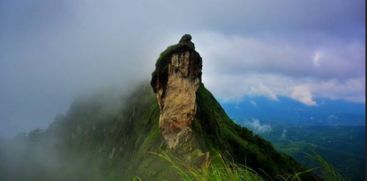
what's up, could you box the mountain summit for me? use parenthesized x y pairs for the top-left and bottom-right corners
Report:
(0, 35), (320, 181)
(147, 34), (318, 180)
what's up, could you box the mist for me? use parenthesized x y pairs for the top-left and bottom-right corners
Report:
(0, 1), (364, 180)
(0, 82), (155, 180)
(245, 118), (272, 134)
(0, 0), (364, 137)
(0, 1), (177, 137)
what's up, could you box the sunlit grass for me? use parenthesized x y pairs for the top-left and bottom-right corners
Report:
(147, 151), (346, 181)
(152, 151), (263, 181)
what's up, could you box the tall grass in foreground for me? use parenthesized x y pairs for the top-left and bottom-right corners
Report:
(153, 151), (263, 181)
(307, 153), (346, 181)
(150, 151), (346, 181)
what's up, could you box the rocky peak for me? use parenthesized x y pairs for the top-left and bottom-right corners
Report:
(151, 34), (202, 150)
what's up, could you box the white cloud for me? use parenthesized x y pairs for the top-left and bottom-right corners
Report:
(328, 114), (338, 120)
(312, 51), (323, 67)
(198, 32), (365, 105)
(247, 118), (272, 134)
(290, 85), (316, 106)
(0, 0), (364, 136)
(250, 100), (257, 107)
(281, 129), (287, 139)
(312, 78), (366, 102)
(197, 32), (364, 80)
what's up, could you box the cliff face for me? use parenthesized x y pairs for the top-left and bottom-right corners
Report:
(151, 34), (202, 150)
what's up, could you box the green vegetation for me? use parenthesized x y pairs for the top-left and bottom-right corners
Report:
(191, 83), (317, 180)
(0, 34), (355, 180)
(309, 153), (345, 181)
(153, 151), (346, 181)
(258, 125), (365, 181)
(0, 82), (348, 180)
(154, 151), (264, 181)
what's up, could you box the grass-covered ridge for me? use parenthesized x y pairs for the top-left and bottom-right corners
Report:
(153, 150), (344, 181)
(0, 33), (346, 180)
(192, 83), (319, 180)
(0, 82), (344, 180)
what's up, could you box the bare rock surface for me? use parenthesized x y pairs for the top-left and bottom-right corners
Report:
(151, 34), (202, 150)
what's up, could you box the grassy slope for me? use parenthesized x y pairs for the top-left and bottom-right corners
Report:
(0, 82), (325, 181)
(0, 42), (323, 180)
(192, 83), (319, 180)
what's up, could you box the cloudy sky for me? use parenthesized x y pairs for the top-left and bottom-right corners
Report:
(0, 0), (365, 137)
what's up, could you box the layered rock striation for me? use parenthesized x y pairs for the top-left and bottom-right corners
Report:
(151, 34), (202, 150)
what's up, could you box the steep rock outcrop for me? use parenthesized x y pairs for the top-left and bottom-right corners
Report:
(151, 34), (202, 150)
(149, 35), (319, 180)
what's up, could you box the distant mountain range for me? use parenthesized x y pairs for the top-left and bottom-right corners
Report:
(221, 96), (365, 126)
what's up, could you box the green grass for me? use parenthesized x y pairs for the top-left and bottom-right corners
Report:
(193, 83), (314, 179)
(307, 153), (346, 181)
(150, 151), (346, 181)
(152, 151), (263, 181)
